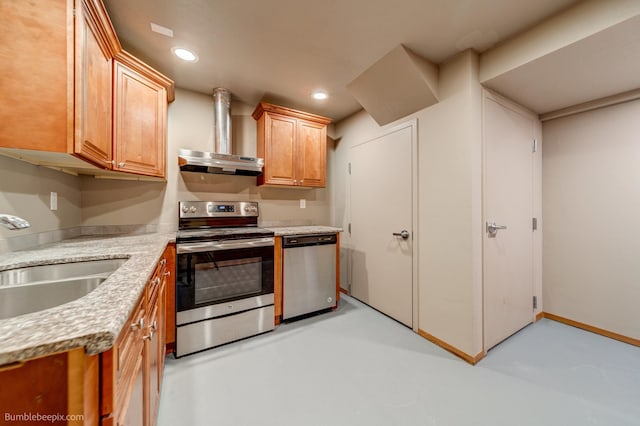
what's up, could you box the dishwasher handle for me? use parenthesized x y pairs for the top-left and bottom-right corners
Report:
(282, 233), (337, 248)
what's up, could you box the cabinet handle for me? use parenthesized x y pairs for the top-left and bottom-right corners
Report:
(152, 277), (161, 286)
(130, 317), (145, 330)
(143, 321), (157, 340)
(118, 162), (125, 168)
(163, 271), (171, 277)
(160, 258), (167, 267)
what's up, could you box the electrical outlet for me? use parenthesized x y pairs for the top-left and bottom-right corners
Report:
(50, 192), (58, 211)
(300, 199), (306, 209)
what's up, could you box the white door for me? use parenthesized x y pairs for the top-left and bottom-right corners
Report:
(484, 94), (535, 350)
(349, 123), (416, 328)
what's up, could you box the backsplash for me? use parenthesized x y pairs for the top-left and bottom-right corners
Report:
(0, 224), (178, 255)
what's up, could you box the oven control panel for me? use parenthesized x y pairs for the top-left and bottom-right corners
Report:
(179, 201), (259, 218)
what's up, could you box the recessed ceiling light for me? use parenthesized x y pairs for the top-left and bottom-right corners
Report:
(312, 91), (328, 100)
(172, 47), (198, 62)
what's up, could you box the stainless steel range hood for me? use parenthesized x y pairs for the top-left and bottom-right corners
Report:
(178, 88), (264, 176)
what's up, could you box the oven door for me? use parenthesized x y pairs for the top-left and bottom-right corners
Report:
(176, 237), (274, 312)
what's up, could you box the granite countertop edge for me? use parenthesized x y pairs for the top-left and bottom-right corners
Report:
(0, 233), (174, 366)
(265, 225), (343, 236)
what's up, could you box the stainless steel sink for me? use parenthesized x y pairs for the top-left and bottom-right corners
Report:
(0, 258), (127, 319)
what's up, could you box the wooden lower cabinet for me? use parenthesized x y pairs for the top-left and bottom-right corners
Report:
(101, 246), (170, 425)
(163, 243), (176, 353)
(0, 348), (98, 425)
(0, 245), (173, 426)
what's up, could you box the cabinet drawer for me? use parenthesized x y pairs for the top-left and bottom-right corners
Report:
(115, 296), (145, 410)
(147, 259), (166, 311)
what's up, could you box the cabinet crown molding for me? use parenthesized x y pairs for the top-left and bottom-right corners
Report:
(114, 50), (175, 103)
(252, 102), (331, 125)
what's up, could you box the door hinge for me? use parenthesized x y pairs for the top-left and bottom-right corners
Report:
(348, 223), (351, 234)
(532, 138), (538, 153)
(348, 162), (351, 175)
(532, 217), (537, 231)
(533, 295), (538, 310)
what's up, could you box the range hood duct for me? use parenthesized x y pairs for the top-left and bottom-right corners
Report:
(178, 88), (264, 176)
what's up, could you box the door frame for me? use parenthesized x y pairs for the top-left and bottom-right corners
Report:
(347, 119), (419, 331)
(481, 89), (542, 351)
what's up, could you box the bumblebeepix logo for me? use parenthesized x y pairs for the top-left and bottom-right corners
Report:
(4, 412), (84, 423)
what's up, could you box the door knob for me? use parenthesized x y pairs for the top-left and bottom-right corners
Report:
(393, 230), (410, 240)
(486, 221), (507, 236)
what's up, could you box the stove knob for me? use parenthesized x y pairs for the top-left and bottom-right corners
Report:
(190, 206), (198, 213)
(181, 205), (189, 213)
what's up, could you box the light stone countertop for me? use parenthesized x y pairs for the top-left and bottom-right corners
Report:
(265, 226), (343, 236)
(0, 233), (174, 366)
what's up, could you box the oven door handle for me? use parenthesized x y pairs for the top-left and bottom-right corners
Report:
(176, 237), (274, 254)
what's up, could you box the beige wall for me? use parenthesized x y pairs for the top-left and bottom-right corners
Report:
(333, 50), (484, 357)
(0, 155), (82, 240)
(542, 99), (640, 340)
(81, 88), (332, 229)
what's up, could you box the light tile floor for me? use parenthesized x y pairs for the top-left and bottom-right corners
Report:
(158, 295), (640, 426)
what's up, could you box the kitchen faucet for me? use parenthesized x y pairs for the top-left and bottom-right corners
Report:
(0, 214), (31, 230)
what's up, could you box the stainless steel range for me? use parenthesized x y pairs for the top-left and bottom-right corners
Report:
(175, 201), (275, 357)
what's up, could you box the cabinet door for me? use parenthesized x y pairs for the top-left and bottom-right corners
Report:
(117, 355), (144, 426)
(164, 244), (176, 351)
(146, 256), (167, 426)
(148, 282), (165, 426)
(296, 120), (327, 187)
(264, 113), (297, 185)
(113, 61), (167, 178)
(157, 265), (167, 388)
(0, 0), (72, 152)
(75, 0), (113, 168)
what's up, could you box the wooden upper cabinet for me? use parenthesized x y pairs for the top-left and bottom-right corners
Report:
(0, 0), (73, 151)
(74, 0), (119, 168)
(0, 0), (174, 180)
(113, 51), (171, 178)
(253, 103), (331, 188)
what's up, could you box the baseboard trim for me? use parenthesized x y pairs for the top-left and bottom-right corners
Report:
(542, 312), (640, 347)
(418, 329), (485, 365)
(339, 287), (349, 295)
(535, 312), (544, 322)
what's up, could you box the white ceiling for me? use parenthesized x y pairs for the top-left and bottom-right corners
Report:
(102, 0), (581, 121)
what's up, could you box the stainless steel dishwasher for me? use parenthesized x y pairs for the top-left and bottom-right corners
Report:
(282, 233), (337, 320)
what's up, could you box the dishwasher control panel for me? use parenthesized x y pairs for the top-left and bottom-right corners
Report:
(282, 233), (337, 248)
